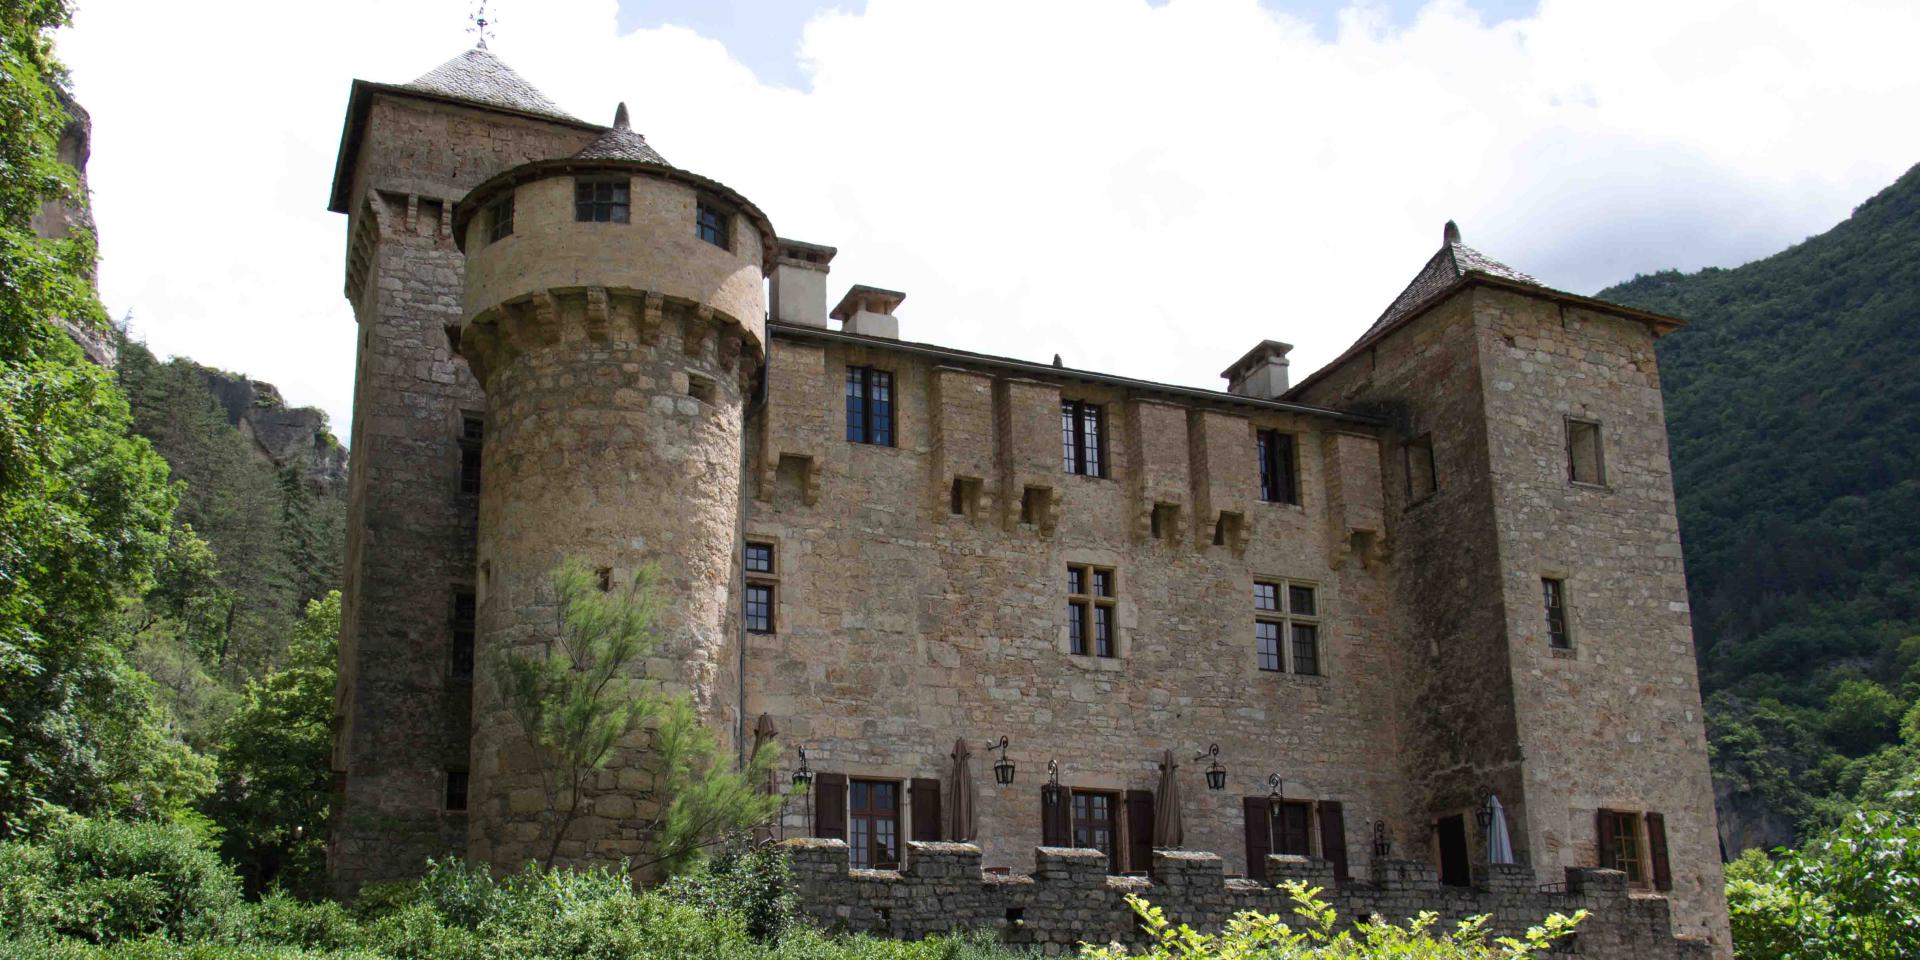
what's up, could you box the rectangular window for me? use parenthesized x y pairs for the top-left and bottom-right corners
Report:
(1273, 800), (1313, 856)
(486, 193), (514, 244)
(1605, 810), (1644, 883)
(1405, 433), (1437, 499)
(1061, 401), (1106, 477)
(450, 590), (475, 680)
(744, 583), (774, 634)
(1254, 580), (1320, 675)
(1543, 578), (1570, 649)
(1257, 430), (1298, 504)
(574, 178), (630, 223)
(1071, 790), (1119, 872)
(845, 367), (894, 445)
(445, 769), (469, 812)
(745, 542), (774, 574)
(848, 779), (900, 869)
(1568, 419), (1604, 485)
(696, 200), (730, 249)
(1067, 564), (1117, 658)
(458, 416), (484, 495)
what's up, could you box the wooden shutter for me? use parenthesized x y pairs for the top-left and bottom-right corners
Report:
(911, 778), (943, 842)
(1041, 788), (1071, 847)
(1126, 789), (1155, 874)
(1595, 808), (1616, 870)
(814, 773), (847, 841)
(1318, 801), (1349, 883)
(1243, 797), (1273, 882)
(1646, 812), (1673, 892)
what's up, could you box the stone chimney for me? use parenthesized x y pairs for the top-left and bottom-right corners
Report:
(831, 285), (906, 340)
(770, 238), (837, 328)
(1221, 340), (1293, 399)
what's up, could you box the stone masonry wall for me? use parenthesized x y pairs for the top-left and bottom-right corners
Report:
(787, 839), (1710, 959)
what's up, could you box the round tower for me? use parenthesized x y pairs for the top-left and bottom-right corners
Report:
(451, 105), (772, 868)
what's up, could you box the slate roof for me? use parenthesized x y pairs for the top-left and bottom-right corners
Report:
(405, 46), (578, 122)
(572, 103), (670, 165)
(1359, 221), (1540, 341)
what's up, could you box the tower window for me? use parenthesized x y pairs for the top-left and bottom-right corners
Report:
(450, 590), (476, 680)
(1257, 430), (1298, 504)
(445, 769), (469, 812)
(1067, 564), (1117, 658)
(1543, 577), (1571, 649)
(744, 584), (774, 634)
(696, 199), (731, 249)
(1254, 580), (1320, 675)
(1405, 433), (1437, 500)
(486, 193), (514, 244)
(1567, 418), (1605, 485)
(845, 367), (894, 446)
(574, 178), (630, 223)
(745, 541), (777, 634)
(458, 415), (483, 495)
(1061, 401), (1106, 477)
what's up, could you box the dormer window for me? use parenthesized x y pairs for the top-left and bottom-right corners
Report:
(696, 199), (730, 249)
(575, 178), (629, 223)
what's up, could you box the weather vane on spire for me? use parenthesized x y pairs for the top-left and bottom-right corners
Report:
(468, 1), (495, 49)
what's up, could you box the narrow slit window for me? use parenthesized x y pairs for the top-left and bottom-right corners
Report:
(1543, 578), (1570, 649)
(574, 178), (630, 223)
(450, 590), (476, 680)
(458, 415), (484, 495)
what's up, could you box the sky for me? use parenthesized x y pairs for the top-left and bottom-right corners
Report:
(56, 0), (1920, 444)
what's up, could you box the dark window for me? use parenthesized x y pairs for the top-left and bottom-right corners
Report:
(450, 591), (475, 680)
(745, 542), (774, 574)
(1273, 800), (1312, 856)
(1067, 564), (1117, 658)
(1061, 401), (1106, 477)
(486, 193), (514, 244)
(1255, 580), (1319, 675)
(1071, 790), (1119, 872)
(1568, 419), (1604, 485)
(574, 178), (630, 222)
(1257, 430), (1298, 504)
(458, 416), (484, 495)
(845, 367), (894, 445)
(745, 583), (774, 634)
(1290, 623), (1320, 677)
(849, 779), (900, 869)
(1255, 621), (1282, 672)
(1254, 582), (1279, 612)
(445, 769), (469, 812)
(1543, 578), (1570, 649)
(696, 200), (730, 249)
(596, 567), (613, 592)
(1405, 434), (1437, 499)
(1605, 810), (1644, 883)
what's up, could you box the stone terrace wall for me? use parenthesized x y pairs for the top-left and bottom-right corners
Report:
(786, 839), (1710, 959)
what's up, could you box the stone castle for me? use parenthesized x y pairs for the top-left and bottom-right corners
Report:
(325, 46), (1728, 957)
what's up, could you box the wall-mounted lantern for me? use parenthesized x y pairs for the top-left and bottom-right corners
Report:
(1041, 758), (1065, 807)
(1266, 773), (1284, 800)
(982, 735), (1015, 785)
(791, 745), (814, 790)
(1372, 819), (1393, 859)
(1195, 743), (1227, 791)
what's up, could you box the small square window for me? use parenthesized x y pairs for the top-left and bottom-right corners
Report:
(696, 200), (731, 249)
(745, 542), (774, 574)
(1288, 585), (1316, 617)
(1254, 582), (1279, 612)
(1568, 419), (1604, 485)
(575, 178), (630, 223)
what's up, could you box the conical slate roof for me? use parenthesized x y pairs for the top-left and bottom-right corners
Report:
(405, 46), (578, 122)
(1359, 221), (1540, 341)
(572, 103), (670, 165)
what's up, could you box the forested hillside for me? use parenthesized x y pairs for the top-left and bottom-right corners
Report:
(1600, 161), (1920, 851)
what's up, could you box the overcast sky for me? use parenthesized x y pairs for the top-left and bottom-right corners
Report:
(58, 0), (1920, 444)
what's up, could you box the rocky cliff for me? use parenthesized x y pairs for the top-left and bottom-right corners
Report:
(194, 368), (349, 495)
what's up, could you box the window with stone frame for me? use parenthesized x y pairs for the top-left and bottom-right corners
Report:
(845, 366), (894, 445)
(696, 198), (731, 249)
(848, 779), (901, 869)
(458, 415), (484, 495)
(1061, 400), (1106, 477)
(1405, 433), (1437, 500)
(1254, 580), (1320, 675)
(744, 541), (777, 634)
(574, 177), (629, 223)
(1257, 429), (1299, 505)
(486, 192), (514, 244)
(1543, 577), (1571, 649)
(1068, 564), (1117, 658)
(1567, 418), (1605, 485)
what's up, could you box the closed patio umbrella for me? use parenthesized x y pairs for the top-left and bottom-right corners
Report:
(752, 713), (779, 794)
(1487, 793), (1515, 865)
(1153, 749), (1184, 848)
(946, 738), (976, 842)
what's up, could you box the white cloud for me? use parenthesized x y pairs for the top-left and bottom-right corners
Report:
(58, 0), (1920, 441)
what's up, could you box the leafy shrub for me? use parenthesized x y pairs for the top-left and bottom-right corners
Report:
(241, 894), (363, 952)
(663, 834), (799, 941)
(0, 818), (239, 944)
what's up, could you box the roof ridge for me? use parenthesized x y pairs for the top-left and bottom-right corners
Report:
(405, 46), (578, 123)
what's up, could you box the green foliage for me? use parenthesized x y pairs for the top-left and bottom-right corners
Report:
(497, 559), (780, 870)
(1725, 799), (1920, 960)
(662, 833), (800, 941)
(1823, 680), (1904, 757)
(204, 593), (339, 897)
(0, 818), (240, 944)
(1080, 883), (1583, 959)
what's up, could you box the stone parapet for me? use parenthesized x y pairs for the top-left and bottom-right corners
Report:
(785, 841), (1709, 959)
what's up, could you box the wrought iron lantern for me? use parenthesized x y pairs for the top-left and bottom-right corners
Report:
(1041, 758), (1065, 807)
(1372, 819), (1393, 859)
(1195, 743), (1227, 791)
(1266, 773), (1284, 801)
(791, 746), (814, 790)
(982, 735), (1015, 785)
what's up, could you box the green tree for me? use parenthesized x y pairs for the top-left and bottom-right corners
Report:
(204, 591), (339, 896)
(1824, 680), (1903, 756)
(498, 558), (778, 872)
(1725, 798), (1920, 960)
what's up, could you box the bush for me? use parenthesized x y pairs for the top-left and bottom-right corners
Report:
(0, 819), (240, 944)
(662, 834), (799, 941)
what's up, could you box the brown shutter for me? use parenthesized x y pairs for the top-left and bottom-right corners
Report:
(1595, 808), (1616, 870)
(1126, 789), (1155, 874)
(1645, 812), (1673, 891)
(1243, 797), (1273, 882)
(911, 778), (943, 842)
(814, 773), (847, 841)
(1041, 788), (1071, 847)
(1318, 801), (1349, 883)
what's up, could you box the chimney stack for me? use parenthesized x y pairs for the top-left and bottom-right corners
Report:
(1221, 340), (1293, 399)
(770, 238), (837, 328)
(831, 285), (906, 340)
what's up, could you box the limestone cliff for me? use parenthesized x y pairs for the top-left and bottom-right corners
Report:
(194, 368), (349, 495)
(35, 85), (117, 367)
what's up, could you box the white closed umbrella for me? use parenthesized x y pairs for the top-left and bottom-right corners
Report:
(1487, 794), (1515, 865)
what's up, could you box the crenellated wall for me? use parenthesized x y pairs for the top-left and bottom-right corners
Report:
(785, 839), (1710, 959)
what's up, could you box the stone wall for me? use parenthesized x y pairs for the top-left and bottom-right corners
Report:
(787, 839), (1710, 959)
